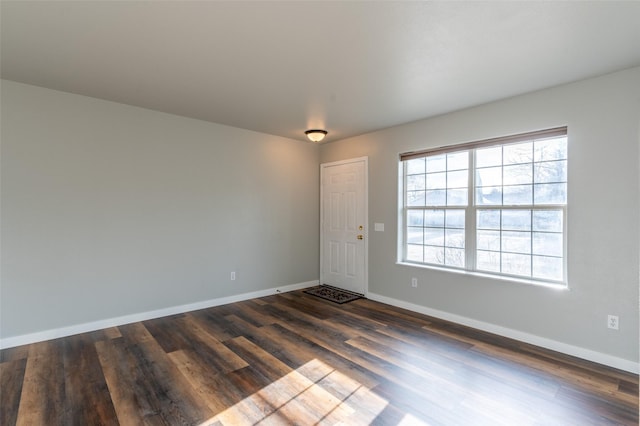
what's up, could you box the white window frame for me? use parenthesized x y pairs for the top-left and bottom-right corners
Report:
(398, 127), (568, 288)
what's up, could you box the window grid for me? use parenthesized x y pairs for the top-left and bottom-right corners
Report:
(473, 207), (566, 282)
(405, 207), (467, 268)
(402, 133), (567, 285)
(404, 152), (469, 269)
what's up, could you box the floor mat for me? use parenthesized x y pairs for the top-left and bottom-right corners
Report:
(303, 285), (363, 304)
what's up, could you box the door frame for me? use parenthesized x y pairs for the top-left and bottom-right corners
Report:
(320, 156), (369, 296)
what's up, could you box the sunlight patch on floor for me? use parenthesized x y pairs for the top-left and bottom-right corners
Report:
(199, 358), (389, 425)
(397, 413), (432, 425)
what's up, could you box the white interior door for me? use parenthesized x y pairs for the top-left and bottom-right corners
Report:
(320, 157), (368, 295)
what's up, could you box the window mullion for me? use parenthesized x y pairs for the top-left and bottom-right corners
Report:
(466, 150), (476, 271)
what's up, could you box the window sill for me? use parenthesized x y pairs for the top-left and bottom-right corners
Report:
(396, 261), (569, 290)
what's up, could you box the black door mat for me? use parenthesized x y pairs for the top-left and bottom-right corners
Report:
(303, 285), (363, 304)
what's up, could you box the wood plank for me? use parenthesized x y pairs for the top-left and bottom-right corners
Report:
(0, 358), (27, 426)
(168, 349), (254, 418)
(103, 327), (122, 340)
(214, 366), (281, 424)
(188, 308), (246, 342)
(176, 314), (249, 373)
(618, 379), (639, 396)
(15, 340), (66, 426)
(222, 300), (276, 327)
(95, 338), (149, 425)
(0, 345), (30, 363)
(62, 334), (119, 425)
(143, 314), (191, 353)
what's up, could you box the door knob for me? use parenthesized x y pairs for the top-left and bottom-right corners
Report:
(357, 235), (364, 240)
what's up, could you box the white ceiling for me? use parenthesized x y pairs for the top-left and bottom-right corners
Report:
(2, 1), (640, 143)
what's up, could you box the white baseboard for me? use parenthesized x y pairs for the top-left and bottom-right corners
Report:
(367, 292), (639, 374)
(0, 280), (318, 350)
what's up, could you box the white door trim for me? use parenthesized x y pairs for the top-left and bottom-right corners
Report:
(320, 156), (369, 296)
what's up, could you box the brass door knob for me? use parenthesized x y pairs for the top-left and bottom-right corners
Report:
(357, 235), (364, 240)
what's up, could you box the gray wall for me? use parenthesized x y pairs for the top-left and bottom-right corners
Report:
(1, 80), (320, 338)
(320, 67), (640, 364)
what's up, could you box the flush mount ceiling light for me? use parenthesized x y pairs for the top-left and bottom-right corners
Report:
(305, 129), (328, 143)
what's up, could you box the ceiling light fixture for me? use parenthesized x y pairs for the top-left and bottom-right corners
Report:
(305, 129), (328, 143)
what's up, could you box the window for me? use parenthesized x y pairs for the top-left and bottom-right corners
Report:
(400, 127), (567, 285)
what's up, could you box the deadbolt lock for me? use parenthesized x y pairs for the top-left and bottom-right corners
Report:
(358, 225), (364, 230)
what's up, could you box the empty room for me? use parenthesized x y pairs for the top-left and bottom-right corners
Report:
(1, 1), (639, 425)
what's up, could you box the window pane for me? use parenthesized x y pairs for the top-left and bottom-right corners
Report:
(502, 253), (531, 276)
(426, 155), (446, 173)
(533, 255), (563, 281)
(474, 207), (564, 281)
(425, 189), (446, 206)
(503, 142), (533, 165)
(477, 210), (501, 230)
(477, 230), (500, 251)
(447, 152), (468, 171)
(406, 158), (426, 174)
(407, 210), (424, 226)
(426, 172), (446, 189)
(407, 227), (424, 244)
(503, 164), (532, 185)
(534, 183), (566, 204)
(476, 146), (502, 168)
(445, 229), (465, 248)
(535, 137), (567, 162)
(425, 246), (444, 264)
(447, 188), (468, 206)
(445, 248), (465, 267)
(533, 232), (563, 257)
(476, 166), (502, 187)
(407, 174), (426, 190)
(425, 209), (444, 227)
(425, 228), (444, 246)
(407, 244), (423, 262)
(447, 170), (468, 188)
(476, 186), (502, 205)
(407, 191), (426, 206)
(533, 210), (563, 232)
(534, 160), (566, 183)
(503, 185), (532, 205)
(477, 250), (500, 272)
(446, 210), (465, 228)
(502, 231), (531, 254)
(502, 210), (531, 231)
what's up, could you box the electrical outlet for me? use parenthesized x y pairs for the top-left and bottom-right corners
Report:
(411, 277), (418, 288)
(607, 315), (619, 330)
(231, 271), (236, 281)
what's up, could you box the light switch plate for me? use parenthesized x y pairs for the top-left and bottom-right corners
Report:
(374, 223), (384, 232)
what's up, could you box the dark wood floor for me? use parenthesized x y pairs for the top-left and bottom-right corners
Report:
(1, 290), (638, 425)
